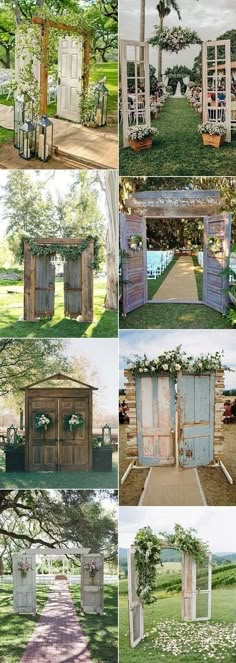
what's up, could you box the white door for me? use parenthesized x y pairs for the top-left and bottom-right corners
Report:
(192, 554), (212, 620)
(13, 552), (36, 614)
(81, 553), (104, 614)
(128, 546), (143, 648)
(15, 29), (40, 90)
(57, 36), (83, 121)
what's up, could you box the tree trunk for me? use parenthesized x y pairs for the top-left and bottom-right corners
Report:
(103, 171), (118, 311)
(139, 0), (145, 80)
(158, 16), (164, 82)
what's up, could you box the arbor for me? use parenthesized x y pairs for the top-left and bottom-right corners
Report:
(156, 0), (181, 80)
(165, 64), (193, 92)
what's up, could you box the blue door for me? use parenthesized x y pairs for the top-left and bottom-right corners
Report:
(178, 373), (215, 468)
(136, 374), (176, 466)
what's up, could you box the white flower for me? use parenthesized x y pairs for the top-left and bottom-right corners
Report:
(144, 368), (148, 372)
(175, 364), (181, 370)
(139, 368), (143, 372)
(145, 361), (150, 366)
(162, 364), (169, 371)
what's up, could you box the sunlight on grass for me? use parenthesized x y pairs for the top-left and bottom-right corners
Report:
(71, 584), (118, 663)
(0, 585), (49, 663)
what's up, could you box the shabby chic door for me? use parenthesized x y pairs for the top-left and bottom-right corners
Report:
(35, 254), (55, 318)
(81, 553), (104, 614)
(28, 395), (58, 471)
(177, 373), (215, 468)
(64, 257), (82, 318)
(203, 213), (231, 313)
(136, 374), (175, 466)
(57, 36), (83, 121)
(128, 546), (144, 648)
(192, 555), (212, 620)
(120, 213), (147, 314)
(59, 395), (90, 470)
(13, 552), (36, 614)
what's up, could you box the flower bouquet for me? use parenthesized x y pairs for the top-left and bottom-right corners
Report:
(34, 412), (52, 432)
(149, 27), (201, 53)
(128, 234), (143, 251)
(207, 235), (223, 254)
(198, 122), (227, 148)
(18, 559), (31, 578)
(85, 560), (99, 583)
(63, 412), (84, 437)
(128, 125), (159, 152)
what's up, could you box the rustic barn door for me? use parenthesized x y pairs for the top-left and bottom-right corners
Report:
(203, 213), (231, 313)
(136, 375), (175, 466)
(120, 213), (147, 314)
(81, 553), (104, 614)
(64, 257), (82, 318)
(59, 395), (90, 470)
(177, 373), (215, 468)
(128, 546), (143, 648)
(28, 396), (58, 471)
(57, 36), (83, 121)
(192, 555), (212, 621)
(35, 254), (55, 318)
(13, 552), (36, 614)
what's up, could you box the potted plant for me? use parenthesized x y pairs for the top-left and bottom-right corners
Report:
(150, 102), (161, 120)
(92, 438), (112, 472)
(128, 126), (159, 152)
(198, 121), (227, 148)
(5, 436), (25, 472)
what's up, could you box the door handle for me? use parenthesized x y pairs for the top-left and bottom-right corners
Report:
(58, 77), (61, 85)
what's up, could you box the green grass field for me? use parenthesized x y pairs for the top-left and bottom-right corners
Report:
(71, 584), (118, 663)
(119, 97), (236, 176)
(0, 278), (117, 338)
(0, 584), (49, 663)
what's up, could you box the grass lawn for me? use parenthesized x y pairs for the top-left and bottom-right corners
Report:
(0, 584), (49, 663)
(119, 97), (236, 176)
(119, 588), (236, 663)
(71, 584), (118, 663)
(0, 450), (118, 489)
(0, 278), (118, 338)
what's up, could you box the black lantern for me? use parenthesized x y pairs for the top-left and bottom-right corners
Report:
(36, 115), (53, 162)
(94, 80), (108, 126)
(14, 94), (34, 149)
(19, 120), (36, 160)
(102, 423), (112, 445)
(6, 424), (18, 446)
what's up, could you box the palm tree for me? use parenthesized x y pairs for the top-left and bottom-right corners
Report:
(156, 0), (182, 81)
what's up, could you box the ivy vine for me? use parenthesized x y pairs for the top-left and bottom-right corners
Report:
(18, 235), (102, 273)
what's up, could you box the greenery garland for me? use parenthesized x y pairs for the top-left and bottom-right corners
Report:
(34, 412), (52, 431)
(207, 235), (223, 254)
(127, 346), (226, 377)
(17, 235), (102, 273)
(63, 413), (84, 432)
(128, 235), (144, 251)
(134, 525), (209, 605)
(149, 27), (201, 53)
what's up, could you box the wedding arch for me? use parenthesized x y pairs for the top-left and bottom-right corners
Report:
(13, 546), (104, 615)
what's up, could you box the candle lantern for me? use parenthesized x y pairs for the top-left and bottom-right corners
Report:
(36, 115), (53, 162)
(102, 423), (112, 445)
(14, 95), (34, 149)
(19, 120), (36, 160)
(94, 80), (108, 126)
(6, 424), (18, 446)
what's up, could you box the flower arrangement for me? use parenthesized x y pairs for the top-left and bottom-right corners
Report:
(34, 412), (52, 431)
(127, 346), (226, 377)
(63, 413), (84, 432)
(198, 122), (227, 136)
(128, 234), (143, 251)
(149, 27), (201, 53)
(85, 560), (99, 577)
(18, 559), (31, 578)
(207, 235), (223, 254)
(127, 125), (159, 141)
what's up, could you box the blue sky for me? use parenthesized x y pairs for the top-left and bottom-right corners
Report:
(119, 330), (236, 390)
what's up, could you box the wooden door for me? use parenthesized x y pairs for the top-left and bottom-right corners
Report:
(81, 553), (104, 614)
(35, 254), (55, 318)
(64, 257), (82, 318)
(192, 555), (212, 621)
(28, 396), (58, 471)
(59, 396), (90, 470)
(13, 552), (36, 614)
(182, 553), (194, 621)
(136, 375), (175, 466)
(120, 213), (147, 314)
(177, 373), (215, 468)
(128, 546), (143, 648)
(57, 36), (83, 121)
(203, 213), (231, 313)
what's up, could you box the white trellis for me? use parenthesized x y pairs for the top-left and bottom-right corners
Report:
(120, 39), (151, 148)
(202, 39), (231, 142)
(13, 546), (104, 615)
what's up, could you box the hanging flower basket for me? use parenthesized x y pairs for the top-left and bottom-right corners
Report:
(18, 559), (31, 578)
(128, 126), (159, 152)
(63, 413), (84, 436)
(207, 235), (223, 254)
(34, 412), (52, 432)
(128, 235), (144, 252)
(198, 122), (226, 148)
(149, 27), (201, 53)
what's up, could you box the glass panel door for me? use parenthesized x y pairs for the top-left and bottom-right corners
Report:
(193, 555), (212, 621)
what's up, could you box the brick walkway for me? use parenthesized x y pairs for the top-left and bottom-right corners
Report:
(153, 256), (199, 302)
(20, 580), (92, 663)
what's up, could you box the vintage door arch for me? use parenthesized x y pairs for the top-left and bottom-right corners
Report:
(22, 372), (98, 472)
(23, 238), (94, 323)
(13, 547), (104, 615)
(128, 544), (212, 648)
(120, 190), (232, 315)
(202, 39), (231, 143)
(124, 368), (224, 468)
(120, 39), (151, 148)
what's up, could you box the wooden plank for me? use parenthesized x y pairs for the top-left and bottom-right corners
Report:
(120, 213), (147, 314)
(39, 22), (49, 116)
(203, 213), (232, 313)
(35, 254), (55, 317)
(126, 190), (223, 218)
(35, 237), (86, 245)
(32, 16), (88, 36)
(81, 241), (94, 322)
(64, 256), (82, 318)
(83, 35), (90, 92)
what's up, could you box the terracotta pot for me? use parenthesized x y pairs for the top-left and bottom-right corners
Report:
(202, 133), (225, 148)
(129, 136), (153, 152)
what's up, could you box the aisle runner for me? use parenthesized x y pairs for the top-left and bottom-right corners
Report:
(20, 580), (92, 663)
(153, 256), (199, 302)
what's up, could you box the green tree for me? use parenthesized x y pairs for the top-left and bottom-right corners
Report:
(0, 6), (15, 68)
(156, 0), (181, 80)
(165, 64), (193, 93)
(192, 29), (236, 84)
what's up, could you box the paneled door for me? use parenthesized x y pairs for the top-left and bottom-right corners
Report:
(59, 396), (90, 470)
(128, 546), (143, 648)
(57, 36), (83, 121)
(13, 552), (36, 614)
(203, 213), (231, 313)
(35, 254), (55, 318)
(81, 553), (104, 614)
(120, 213), (147, 313)
(64, 256), (82, 318)
(177, 373), (215, 467)
(28, 396), (58, 471)
(136, 374), (176, 466)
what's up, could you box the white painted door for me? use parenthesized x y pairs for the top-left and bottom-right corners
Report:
(57, 36), (83, 121)
(192, 554), (212, 621)
(136, 375), (176, 466)
(81, 553), (104, 614)
(13, 552), (36, 614)
(128, 546), (143, 648)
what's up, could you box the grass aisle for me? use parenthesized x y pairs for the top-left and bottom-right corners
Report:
(71, 584), (118, 663)
(119, 98), (236, 176)
(0, 585), (49, 663)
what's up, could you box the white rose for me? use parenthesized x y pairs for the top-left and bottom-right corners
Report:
(162, 364), (168, 371)
(151, 366), (155, 371)
(175, 364), (181, 370)
(198, 362), (203, 368)
(145, 361), (150, 366)
(144, 368), (148, 372)
(139, 368), (143, 372)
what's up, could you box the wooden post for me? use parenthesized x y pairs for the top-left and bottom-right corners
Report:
(83, 35), (90, 93)
(24, 241), (36, 321)
(40, 21), (49, 116)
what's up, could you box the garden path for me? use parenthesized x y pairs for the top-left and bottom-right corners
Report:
(20, 580), (92, 663)
(141, 466), (205, 506)
(152, 256), (199, 301)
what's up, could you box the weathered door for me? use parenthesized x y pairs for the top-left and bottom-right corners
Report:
(81, 553), (104, 614)
(203, 213), (231, 313)
(28, 395), (58, 471)
(182, 553), (195, 621)
(192, 555), (212, 620)
(177, 373), (215, 468)
(64, 257), (82, 318)
(35, 254), (55, 318)
(13, 552), (36, 614)
(59, 394), (90, 471)
(128, 546), (143, 648)
(57, 36), (83, 121)
(136, 374), (175, 466)
(120, 213), (147, 314)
